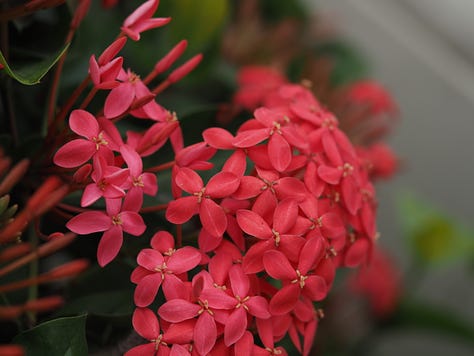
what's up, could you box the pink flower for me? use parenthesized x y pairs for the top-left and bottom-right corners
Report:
(263, 237), (327, 315)
(233, 107), (307, 172)
(132, 231), (201, 307)
(120, 144), (158, 208)
(54, 110), (117, 168)
(67, 194), (146, 266)
(121, 0), (171, 41)
(80, 155), (129, 207)
(104, 69), (158, 119)
(125, 308), (194, 356)
(166, 167), (240, 237)
(236, 199), (305, 273)
(221, 265), (271, 346)
(158, 272), (233, 355)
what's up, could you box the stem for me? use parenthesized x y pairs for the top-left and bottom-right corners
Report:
(46, 14), (81, 125)
(146, 160), (175, 173)
(79, 86), (97, 109)
(152, 79), (171, 95)
(51, 76), (90, 131)
(57, 203), (89, 213)
(139, 204), (168, 213)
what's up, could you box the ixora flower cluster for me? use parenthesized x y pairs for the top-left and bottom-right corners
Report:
(50, 1), (392, 355)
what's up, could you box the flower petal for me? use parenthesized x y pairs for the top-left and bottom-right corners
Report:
(104, 82), (135, 118)
(167, 246), (201, 274)
(194, 312), (217, 356)
(205, 172), (240, 198)
(97, 226), (123, 267)
(159, 299), (200, 323)
(268, 133), (291, 172)
(121, 211), (146, 236)
(175, 167), (203, 193)
(236, 209), (272, 239)
(166, 196), (199, 224)
(263, 250), (296, 280)
(134, 273), (163, 307)
(224, 307), (247, 346)
(229, 265), (249, 298)
(269, 284), (300, 316)
(53, 139), (96, 168)
(69, 110), (99, 138)
(199, 198), (227, 237)
(66, 211), (111, 234)
(137, 248), (163, 270)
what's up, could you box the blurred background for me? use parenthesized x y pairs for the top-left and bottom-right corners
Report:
(309, 0), (474, 355)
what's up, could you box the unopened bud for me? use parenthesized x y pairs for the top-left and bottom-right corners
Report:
(167, 54), (203, 84)
(154, 40), (188, 75)
(98, 37), (127, 65)
(0, 159), (30, 196)
(0, 243), (31, 263)
(43, 259), (89, 280)
(24, 296), (64, 313)
(0, 344), (24, 356)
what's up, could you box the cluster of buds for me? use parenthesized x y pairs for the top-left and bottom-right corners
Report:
(42, 1), (397, 355)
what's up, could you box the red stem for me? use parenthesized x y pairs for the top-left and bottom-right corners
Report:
(146, 160), (175, 173)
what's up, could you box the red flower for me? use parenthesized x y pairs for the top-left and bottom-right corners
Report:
(233, 107), (307, 172)
(132, 231), (201, 307)
(263, 237), (327, 315)
(121, 0), (171, 41)
(67, 194), (145, 266)
(54, 110), (118, 168)
(166, 167), (240, 237)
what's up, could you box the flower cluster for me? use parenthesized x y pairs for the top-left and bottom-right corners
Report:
(51, 2), (391, 355)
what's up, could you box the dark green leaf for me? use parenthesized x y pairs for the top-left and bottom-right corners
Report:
(0, 43), (70, 85)
(13, 315), (88, 356)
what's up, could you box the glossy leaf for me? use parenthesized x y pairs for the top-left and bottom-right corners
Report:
(0, 44), (70, 85)
(14, 315), (87, 355)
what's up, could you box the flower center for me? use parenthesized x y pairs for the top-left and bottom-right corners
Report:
(271, 229), (281, 247)
(235, 295), (250, 310)
(322, 116), (337, 130)
(339, 163), (354, 177)
(193, 188), (206, 203)
(270, 121), (282, 135)
(133, 175), (144, 187)
(128, 71), (140, 84)
(152, 334), (167, 350)
(197, 300), (214, 316)
(112, 214), (122, 225)
(92, 132), (108, 150)
(291, 269), (308, 288)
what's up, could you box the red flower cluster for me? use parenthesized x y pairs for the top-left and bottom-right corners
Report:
(52, 3), (392, 355)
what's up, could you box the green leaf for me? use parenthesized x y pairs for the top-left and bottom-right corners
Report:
(13, 315), (88, 356)
(162, 0), (229, 53)
(0, 43), (70, 85)
(398, 194), (474, 266)
(388, 299), (474, 344)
